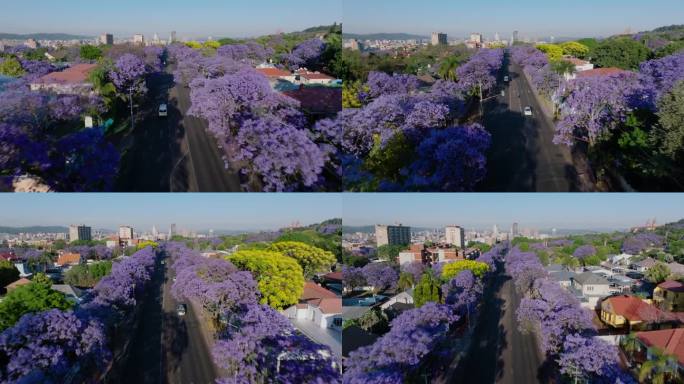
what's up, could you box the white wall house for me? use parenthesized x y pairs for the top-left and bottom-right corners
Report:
(380, 290), (414, 310)
(572, 272), (612, 309)
(284, 282), (342, 329)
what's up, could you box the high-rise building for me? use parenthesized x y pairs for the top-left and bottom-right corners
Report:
(171, 31), (177, 43)
(349, 39), (361, 51)
(494, 32), (500, 41)
(170, 223), (177, 236)
(153, 33), (160, 44)
(493, 224), (499, 239)
(445, 225), (465, 248)
(99, 33), (113, 45)
(375, 224), (411, 247)
(69, 225), (92, 242)
(470, 33), (483, 44)
(25, 39), (38, 49)
(119, 226), (134, 240)
(152, 225), (158, 238)
(133, 34), (145, 46)
(513, 30), (519, 43)
(512, 222), (519, 238)
(431, 32), (447, 46)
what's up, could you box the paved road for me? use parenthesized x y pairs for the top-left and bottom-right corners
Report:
(116, 69), (241, 192)
(451, 267), (547, 384)
(162, 261), (219, 384)
(120, 260), (219, 384)
(477, 53), (578, 192)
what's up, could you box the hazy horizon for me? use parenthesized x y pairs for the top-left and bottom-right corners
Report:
(342, 194), (684, 231)
(0, 0), (341, 39)
(344, 0), (684, 40)
(0, 194), (342, 232)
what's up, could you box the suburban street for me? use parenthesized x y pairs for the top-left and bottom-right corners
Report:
(120, 258), (219, 384)
(451, 265), (547, 384)
(116, 67), (241, 192)
(477, 52), (578, 192)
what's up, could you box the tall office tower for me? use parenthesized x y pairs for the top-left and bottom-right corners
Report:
(494, 32), (500, 41)
(445, 225), (466, 248)
(152, 225), (158, 238)
(133, 34), (145, 46)
(119, 226), (134, 240)
(470, 33), (483, 44)
(99, 33), (113, 45)
(512, 222), (519, 238)
(431, 32), (447, 46)
(69, 225), (92, 242)
(170, 223), (177, 237)
(375, 224), (411, 247)
(513, 30), (519, 43)
(493, 224), (499, 239)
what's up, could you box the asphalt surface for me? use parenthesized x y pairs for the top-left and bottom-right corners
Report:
(116, 69), (241, 192)
(451, 267), (547, 384)
(477, 53), (578, 192)
(120, 260), (219, 384)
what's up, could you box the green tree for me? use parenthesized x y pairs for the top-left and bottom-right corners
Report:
(559, 41), (590, 59)
(576, 38), (599, 51)
(228, 250), (304, 310)
(343, 80), (368, 108)
(0, 57), (26, 77)
(536, 44), (564, 61)
(0, 260), (20, 294)
(79, 45), (103, 61)
(551, 60), (576, 78)
(397, 272), (415, 291)
(639, 347), (680, 384)
(442, 260), (490, 280)
(654, 80), (684, 161)
(364, 132), (414, 188)
(268, 241), (336, 278)
(64, 261), (112, 288)
(24, 48), (48, 61)
(591, 37), (651, 70)
(0, 277), (73, 331)
(375, 243), (409, 263)
(621, 333), (641, 360)
(438, 56), (460, 82)
(654, 41), (684, 59)
(354, 307), (390, 334)
(414, 271), (441, 307)
(646, 262), (672, 284)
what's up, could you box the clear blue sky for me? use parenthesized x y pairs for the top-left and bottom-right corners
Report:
(0, 0), (341, 38)
(345, 0), (684, 39)
(0, 194), (342, 232)
(343, 194), (684, 231)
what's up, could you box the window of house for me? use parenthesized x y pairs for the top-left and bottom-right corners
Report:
(333, 317), (342, 327)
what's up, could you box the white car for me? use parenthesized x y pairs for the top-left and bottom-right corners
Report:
(504, 75), (509, 82)
(524, 106), (532, 116)
(158, 103), (168, 117)
(176, 304), (187, 316)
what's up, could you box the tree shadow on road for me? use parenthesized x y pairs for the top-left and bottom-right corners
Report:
(162, 311), (189, 376)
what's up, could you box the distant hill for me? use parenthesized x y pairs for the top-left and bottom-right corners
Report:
(343, 32), (428, 41)
(0, 226), (68, 234)
(0, 33), (92, 41)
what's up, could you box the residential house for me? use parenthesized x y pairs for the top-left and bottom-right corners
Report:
(653, 280), (684, 312)
(398, 244), (426, 265)
(321, 271), (343, 295)
(55, 252), (82, 267)
(284, 282), (342, 329)
(550, 270), (576, 289)
(380, 289), (414, 310)
(575, 67), (629, 79)
(4, 277), (31, 293)
(609, 253), (634, 265)
(631, 328), (684, 373)
(560, 56), (594, 80)
(631, 257), (658, 272)
(29, 64), (98, 95)
(600, 295), (673, 331)
(572, 271), (612, 308)
(668, 262), (684, 276)
(294, 69), (336, 85)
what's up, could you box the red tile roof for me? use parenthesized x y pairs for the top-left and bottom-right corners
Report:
(298, 71), (335, 81)
(602, 295), (664, 322)
(563, 57), (591, 66)
(283, 86), (341, 115)
(323, 271), (342, 282)
(56, 252), (81, 266)
(5, 277), (31, 291)
(658, 280), (684, 293)
(575, 67), (629, 78)
(300, 282), (341, 314)
(34, 64), (97, 85)
(255, 67), (292, 78)
(637, 328), (684, 365)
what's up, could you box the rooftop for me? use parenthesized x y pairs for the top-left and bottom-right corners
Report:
(575, 67), (630, 79)
(254, 67), (291, 78)
(283, 86), (342, 115)
(637, 328), (684, 365)
(658, 280), (684, 293)
(602, 295), (664, 322)
(32, 63), (97, 85)
(574, 271), (610, 286)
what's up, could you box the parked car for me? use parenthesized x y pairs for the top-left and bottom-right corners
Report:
(504, 75), (509, 82)
(524, 106), (532, 116)
(176, 304), (187, 316)
(158, 103), (168, 117)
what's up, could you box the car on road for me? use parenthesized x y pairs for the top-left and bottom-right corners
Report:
(524, 106), (532, 116)
(158, 103), (168, 117)
(176, 304), (187, 316)
(504, 75), (509, 82)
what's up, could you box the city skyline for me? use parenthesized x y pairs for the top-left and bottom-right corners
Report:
(0, 0), (341, 38)
(342, 194), (684, 230)
(0, 194), (342, 231)
(344, 0), (684, 39)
